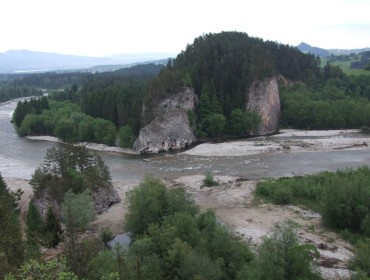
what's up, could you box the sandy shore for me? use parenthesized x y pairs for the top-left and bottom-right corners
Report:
(25, 129), (369, 157)
(183, 129), (369, 157)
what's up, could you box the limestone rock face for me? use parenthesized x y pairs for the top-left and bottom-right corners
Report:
(158, 87), (197, 113)
(142, 87), (197, 126)
(246, 76), (280, 135)
(133, 108), (196, 153)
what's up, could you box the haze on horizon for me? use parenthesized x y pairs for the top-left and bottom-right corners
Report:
(1, 0), (369, 57)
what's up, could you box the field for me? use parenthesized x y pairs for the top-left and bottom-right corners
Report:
(321, 56), (370, 76)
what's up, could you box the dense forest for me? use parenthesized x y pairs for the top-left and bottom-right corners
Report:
(10, 31), (370, 145)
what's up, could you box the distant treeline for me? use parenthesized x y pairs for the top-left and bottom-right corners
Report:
(9, 31), (370, 145)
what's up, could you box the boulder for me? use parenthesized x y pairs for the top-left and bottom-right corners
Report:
(133, 108), (196, 153)
(246, 76), (280, 135)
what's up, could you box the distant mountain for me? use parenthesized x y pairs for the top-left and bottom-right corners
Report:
(329, 48), (370, 56)
(297, 42), (370, 57)
(0, 50), (175, 73)
(297, 42), (330, 57)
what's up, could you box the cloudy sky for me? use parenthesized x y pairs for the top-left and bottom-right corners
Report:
(1, 0), (369, 57)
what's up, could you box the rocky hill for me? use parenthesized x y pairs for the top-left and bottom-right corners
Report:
(134, 32), (320, 152)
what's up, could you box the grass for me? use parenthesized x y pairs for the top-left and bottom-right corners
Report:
(321, 56), (370, 76)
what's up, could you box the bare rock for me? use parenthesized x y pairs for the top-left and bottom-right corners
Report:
(133, 108), (196, 153)
(91, 186), (121, 214)
(158, 87), (197, 113)
(142, 86), (197, 125)
(246, 76), (280, 135)
(33, 186), (121, 219)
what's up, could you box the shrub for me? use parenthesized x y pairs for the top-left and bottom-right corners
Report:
(203, 171), (218, 187)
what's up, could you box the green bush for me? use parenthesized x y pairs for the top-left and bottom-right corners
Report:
(118, 125), (136, 148)
(256, 167), (370, 237)
(203, 171), (218, 187)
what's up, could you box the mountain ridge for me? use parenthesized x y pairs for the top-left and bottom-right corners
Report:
(297, 42), (370, 57)
(0, 49), (175, 73)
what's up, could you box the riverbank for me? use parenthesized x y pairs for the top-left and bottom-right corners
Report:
(25, 129), (369, 157)
(169, 174), (354, 280)
(4, 169), (355, 279)
(26, 135), (139, 155)
(183, 129), (369, 157)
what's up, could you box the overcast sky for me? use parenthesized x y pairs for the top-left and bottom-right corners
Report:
(1, 0), (369, 57)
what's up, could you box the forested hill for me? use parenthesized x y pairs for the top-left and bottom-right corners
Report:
(147, 32), (320, 117)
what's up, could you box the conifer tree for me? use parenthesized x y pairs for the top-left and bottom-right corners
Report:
(0, 174), (24, 278)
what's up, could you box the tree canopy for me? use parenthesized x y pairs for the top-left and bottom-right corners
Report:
(30, 146), (112, 202)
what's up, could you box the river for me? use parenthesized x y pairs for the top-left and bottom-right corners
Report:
(1, 99), (369, 184)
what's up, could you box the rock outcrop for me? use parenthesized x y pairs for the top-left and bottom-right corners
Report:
(33, 186), (121, 219)
(142, 87), (197, 125)
(158, 87), (197, 113)
(133, 108), (196, 153)
(246, 76), (280, 135)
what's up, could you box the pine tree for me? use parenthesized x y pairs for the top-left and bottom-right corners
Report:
(0, 174), (24, 278)
(43, 207), (63, 248)
(25, 201), (43, 241)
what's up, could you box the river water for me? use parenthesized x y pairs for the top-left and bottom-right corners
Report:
(1, 99), (369, 184)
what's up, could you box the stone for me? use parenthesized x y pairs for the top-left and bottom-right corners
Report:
(246, 76), (280, 135)
(142, 86), (197, 126)
(33, 186), (121, 219)
(133, 108), (196, 153)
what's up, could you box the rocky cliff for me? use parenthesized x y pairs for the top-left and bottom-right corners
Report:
(133, 108), (196, 153)
(33, 186), (121, 219)
(246, 76), (280, 135)
(142, 87), (197, 126)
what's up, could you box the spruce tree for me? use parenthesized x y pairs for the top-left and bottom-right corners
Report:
(43, 207), (63, 248)
(0, 174), (24, 278)
(25, 201), (43, 241)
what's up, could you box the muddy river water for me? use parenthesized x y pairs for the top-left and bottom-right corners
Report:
(1, 99), (369, 184)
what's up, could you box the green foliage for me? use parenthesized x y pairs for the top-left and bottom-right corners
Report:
(352, 239), (370, 278)
(62, 190), (96, 274)
(118, 125), (136, 148)
(0, 85), (43, 103)
(86, 250), (121, 280)
(200, 113), (227, 137)
(14, 99), (120, 145)
(256, 167), (370, 236)
(42, 207), (63, 248)
(124, 177), (254, 279)
(93, 118), (117, 146)
(12, 97), (49, 127)
(30, 146), (112, 202)
(228, 108), (260, 135)
(100, 227), (113, 246)
(0, 174), (24, 279)
(124, 177), (198, 237)
(5, 257), (78, 280)
(25, 201), (43, 241)
(203, 171), (219, 187)
(280, 77), (370, 129)
(248, 221), (322, 280)
(62, 190), (95, 234)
